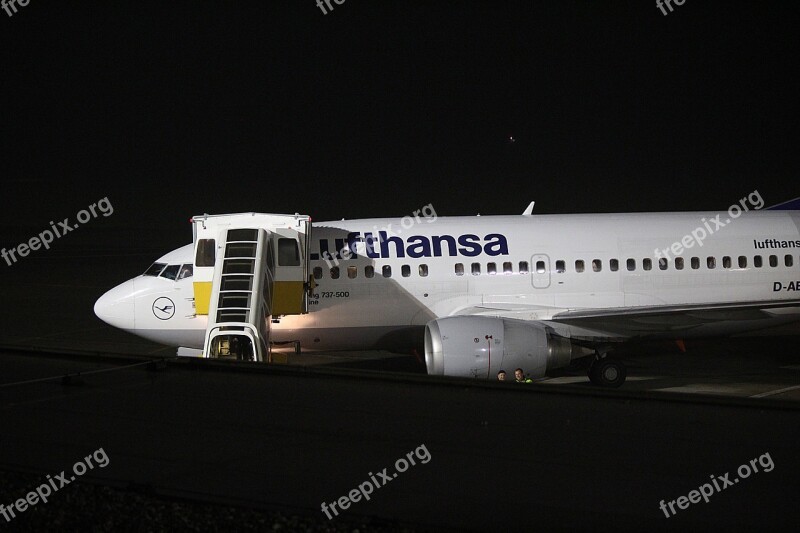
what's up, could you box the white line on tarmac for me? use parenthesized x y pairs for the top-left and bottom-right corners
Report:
(654, 384), (748, 395)
(538, 376), (658, 384)
(751, 384), (800, 398)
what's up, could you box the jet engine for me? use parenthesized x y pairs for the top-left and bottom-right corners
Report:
(424, 316), (583, 379)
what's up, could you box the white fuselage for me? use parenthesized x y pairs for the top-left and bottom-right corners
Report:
(94, 211), (800, 352)
(274, 211), (800, 349)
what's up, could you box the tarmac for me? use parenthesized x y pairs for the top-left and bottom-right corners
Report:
(0, 245), (799, 531)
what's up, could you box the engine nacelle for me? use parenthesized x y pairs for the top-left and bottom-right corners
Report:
(424, 316), (582, 379)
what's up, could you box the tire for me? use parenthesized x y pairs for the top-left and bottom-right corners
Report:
(588, 358), (627, 388)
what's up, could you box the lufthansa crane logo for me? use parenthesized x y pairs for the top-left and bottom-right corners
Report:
(152, 297), (175, 320)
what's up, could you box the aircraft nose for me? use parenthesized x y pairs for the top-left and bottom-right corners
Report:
(94, 279), (136, 330)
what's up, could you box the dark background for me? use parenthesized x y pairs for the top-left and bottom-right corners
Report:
(1, 4), (799, 530)
(1, 0), (797, 255)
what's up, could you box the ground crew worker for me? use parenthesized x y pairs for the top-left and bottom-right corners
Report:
(514, 368), (532, 383)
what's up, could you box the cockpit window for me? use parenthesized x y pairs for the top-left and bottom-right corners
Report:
(177, 264), (193, 280)
(160, 264), (181, 280)
(144, 262), (167, 276)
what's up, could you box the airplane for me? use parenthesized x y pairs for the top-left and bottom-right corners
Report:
(94, 196), (800, 387)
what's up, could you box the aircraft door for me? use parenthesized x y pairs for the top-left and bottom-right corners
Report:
(530, 254), (551, 289)
(271, 221), (311, 316)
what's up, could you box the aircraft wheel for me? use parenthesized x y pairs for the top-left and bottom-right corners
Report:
(588, 358), (627, 388)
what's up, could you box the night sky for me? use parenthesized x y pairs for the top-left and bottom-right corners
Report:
(2, 1), (798, 251)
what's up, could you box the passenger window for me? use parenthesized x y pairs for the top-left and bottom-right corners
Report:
(738, 256), (747, 269)
(177, 264), (194, 280)
(196, 239), (216, 267)
(278, 238), (301, 266)
(330, 266), (340, 279)
(471, 263), (481, 275)
(519, 261), (529, 274)
(382, 265), (392, 278)
(160, 264), (180, 280)
(144, 262), (167, 276)
(555, 260), (566, 273)
(722, 256), (731, 269)
(592, 259), (601, 272)
(455, 263), (464, 276)
(575, 260), (585, 273)
(365, 265), (374, 278)
(707, 257), (716, 269)
(610, 259), (619, 272)
(754, 255), (763, 268)
(419, 264), (428, 277)
(487, 262), (497, 275)
(769, 255), (778, 267)
(691, 257), (700, 269)
(785, 255), (794, 267)
(347, 266), (357, 279)
(536, 260), (546, 274)
(400, 265), (409, 277)
(503, 262), (513, 274)
(675, 257), (684, 270)
(643, 258), (652, 271)
(313, 266), (323, 279)
(627, 258), (636, 271)
(658, 258), (668, 270)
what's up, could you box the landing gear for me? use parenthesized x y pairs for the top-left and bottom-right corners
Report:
(588, 356), (627, 388)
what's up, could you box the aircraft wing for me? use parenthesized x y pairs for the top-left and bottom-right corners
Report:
(461, 298), (800, 341)
(550, 299), (800, 336)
